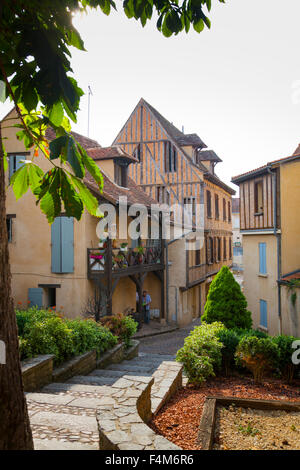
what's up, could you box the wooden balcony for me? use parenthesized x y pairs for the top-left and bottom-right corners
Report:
(188, 263), (206, 287)
(87, 243), (164, 280)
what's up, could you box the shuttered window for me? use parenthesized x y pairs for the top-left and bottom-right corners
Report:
(51, 217), (74, 273)
(28, 288), (43, 308)
(9, 155), (25, 181)
(259, 242), (267, 274)
(260, 300), (268, 328)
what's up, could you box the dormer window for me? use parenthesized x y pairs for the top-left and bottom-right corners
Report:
(114, 163), (128, 187)
(133, 144), (142, 162)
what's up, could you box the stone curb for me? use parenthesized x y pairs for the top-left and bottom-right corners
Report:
(96, 362), (183, 450)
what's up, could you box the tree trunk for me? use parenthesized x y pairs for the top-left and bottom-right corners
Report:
(0, 125), (34, 449)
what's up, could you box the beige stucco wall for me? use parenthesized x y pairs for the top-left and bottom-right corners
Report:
(281, 285), (300, 337)
(243, 234), (279, 335)
(280, 160), (300, 275)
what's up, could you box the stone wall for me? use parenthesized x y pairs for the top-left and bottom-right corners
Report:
(22, 355), (54, 392)
(53, 350), (97, 383)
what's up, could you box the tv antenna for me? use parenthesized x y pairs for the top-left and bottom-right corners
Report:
(87, 85), (93, 137)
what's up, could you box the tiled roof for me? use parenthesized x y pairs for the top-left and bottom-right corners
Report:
(45, 128), (101, 150)
(141, 99), (207, 149)
(293, 144), (300, 155)
(232, 153), (300, 183)
(280, 270), (300, 283)
(197, 149), (222, 163)
(204, 172), (236, 195)
(232, 197), (240, 213)
(87, 146), (138, 163)
(85, 171), (157, 208)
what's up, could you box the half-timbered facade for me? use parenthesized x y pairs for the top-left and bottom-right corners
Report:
(113, 98), (235, 325)
(232, 150), (300, 336)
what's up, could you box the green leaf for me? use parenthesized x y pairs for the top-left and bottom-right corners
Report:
(67, 138), (84, 178)
(48, 102), (64, 127)
(60, 172), (83, 220)
(79, 145), (103, 189)
(68, 28), (86, 51)
(49, 135), (68, 160)
(28, 163), (44, 190)
(193, 19), (205, 33)
(70, 174), (101, 217)
(38, 169), (62, 223)
(10, 164), (28, 200)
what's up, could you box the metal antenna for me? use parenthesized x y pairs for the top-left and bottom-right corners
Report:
(87, 85), (93, 137)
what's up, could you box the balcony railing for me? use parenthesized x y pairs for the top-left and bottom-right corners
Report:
(87, 244), (164, 279)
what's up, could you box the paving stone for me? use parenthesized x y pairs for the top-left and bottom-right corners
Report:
(154, 435), (181, 450)
(119, 442), (144, 450)
(133, 434), (153, 446)
(69, 396), (115, 408)
(119, 414), (140, 424)
(108, 364), (153, 373)
(106, 430), (129, 443)
(43, 383), (112, 395)
(130, 423), (154, 437)
(91, 369), (126, 378)
(26, 393), (74, 406)
(99, 420), (116, 432)
(34, 439), (98, 450)
(68, 375), (116, 386)
(111, 378), (135, 389)
(30, 412), (98, 432)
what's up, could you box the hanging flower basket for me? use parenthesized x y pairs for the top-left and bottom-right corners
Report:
(90, 253), (104, 260)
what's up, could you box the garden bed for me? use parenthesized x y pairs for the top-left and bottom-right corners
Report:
(212, 401), (300, 450)
(150, 376), (300, 450)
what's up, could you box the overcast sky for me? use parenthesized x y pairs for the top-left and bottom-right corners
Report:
(2, 0), (300, 190)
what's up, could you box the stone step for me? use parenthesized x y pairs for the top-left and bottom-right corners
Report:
(106, 364), (154, 374)
(90, 369), (126, 378)
(121, 359), (166, 368)
(30, 411), (98, 434)
(42, 382), (113, 395)
(67, 375), (117, 386)
(139, 353), (176, 361)
(34, 439), (98, 450)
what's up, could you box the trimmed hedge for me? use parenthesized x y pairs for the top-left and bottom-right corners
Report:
(17, 308), (118, 365)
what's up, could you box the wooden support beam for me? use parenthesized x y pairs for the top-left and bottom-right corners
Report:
(106, 238), (113, 315)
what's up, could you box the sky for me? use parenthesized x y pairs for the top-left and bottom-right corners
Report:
(1, 0), (300, 191)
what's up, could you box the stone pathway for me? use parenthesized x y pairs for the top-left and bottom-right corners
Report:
(26, 352), (180, 450)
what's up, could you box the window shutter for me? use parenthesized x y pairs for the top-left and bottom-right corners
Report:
(259, 242), (267, 274)
(260, 300), (268, 328)
(28, 287), (43, 308)
(9, 157), (14, 180)
(61, 217), (74, 273)
(51, 217), (61, 273)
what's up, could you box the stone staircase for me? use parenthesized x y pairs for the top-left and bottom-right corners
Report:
(26, 352), (182, 450)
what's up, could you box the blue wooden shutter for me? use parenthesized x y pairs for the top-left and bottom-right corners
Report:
(28, 288), (43, 308)
(61, 217), (74, 273)
(51, 217), (61, 273)
(260, 300), (268, 328)
(259, 242), (267, 274)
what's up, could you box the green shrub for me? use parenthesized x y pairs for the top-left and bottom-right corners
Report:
(22, 316), (74, 365)
(19, 337), (32, 361)
(16, 307), (56, 337)
(65, 318), (118, 356)
(233, 328), (268, 340)
(176, 322), (225, 385)
(235, 336), (279, 383)
(216, 328), (240, 375)
(202, 266), (252, 330)
(272, 335), (300, 383)
(100, 313), (138, 348)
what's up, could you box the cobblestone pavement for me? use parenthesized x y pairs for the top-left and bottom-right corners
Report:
(139, 318), (201, 356)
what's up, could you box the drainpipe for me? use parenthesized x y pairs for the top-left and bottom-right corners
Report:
(267, 166), (282, 334)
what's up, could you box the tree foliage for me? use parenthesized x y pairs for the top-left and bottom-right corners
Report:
(0, 0), (225, 222)
(202, 266), (252, 329)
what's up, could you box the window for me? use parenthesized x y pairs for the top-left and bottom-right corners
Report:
(206, 237), (214, 264)
(233, 246), (243, 256)
(133, 144), (142, 162)
(51, 216), (74, 273)
(9, 155), (25, 181)
(260, 300), (268, 328)
(259, 242), (267, 274)
(223, 237), (227, 260)
(195, 249), (201, 266)
(206, 190), (212, 218)
(184, 197), (196, 217)
(233, 215), (240, 229)
(254, 180), (263, 213)
(229, 238), (232, 259)
(223, 198), (226, 221)
(114, 163), (127, 187)
(228, 201), (231, 222)
(6, 216), (14, 242)
(215, 194), (219, 219)
(217, 237), (221, 262)
(164, 142), (177, 173)
(156, 186), (170, 204)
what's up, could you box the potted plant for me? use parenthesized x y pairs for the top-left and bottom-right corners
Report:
(120, 242), (128, 252)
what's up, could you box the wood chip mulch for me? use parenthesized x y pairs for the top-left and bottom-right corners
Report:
(149, 376), (300, 450)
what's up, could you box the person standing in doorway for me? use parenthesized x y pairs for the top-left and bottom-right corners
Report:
(142, 290), (151, 324)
